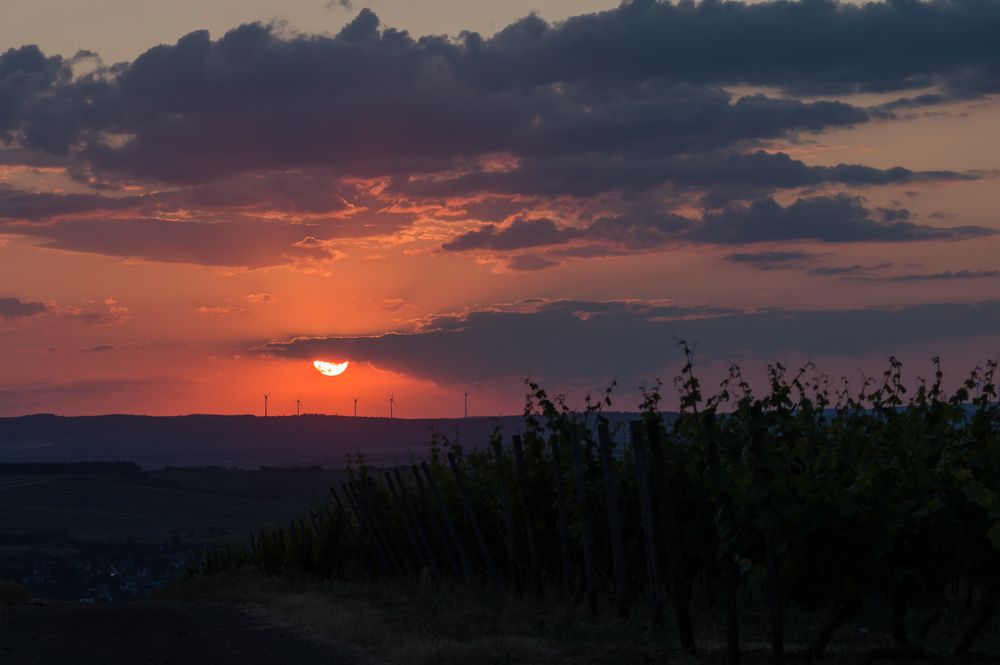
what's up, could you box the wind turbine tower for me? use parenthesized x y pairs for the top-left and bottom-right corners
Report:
(388, 393), (396, 419)
(464, 391), (470, 418)
(295, 395), (302, 416)
(262, 392), (270, 417)
(352, 396), (360, 418)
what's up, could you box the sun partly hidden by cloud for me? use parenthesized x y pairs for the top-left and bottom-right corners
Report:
(313, 360), (349, 377)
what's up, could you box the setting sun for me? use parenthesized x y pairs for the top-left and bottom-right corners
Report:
(312, 360), (349, 376)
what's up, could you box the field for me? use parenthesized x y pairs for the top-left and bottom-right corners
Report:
(0, 476), (291, 543)
(0, 465), (353, 601)
(0, 467), (348, 544)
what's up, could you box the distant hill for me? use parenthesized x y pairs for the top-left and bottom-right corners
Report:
(0, 413), (644, 469)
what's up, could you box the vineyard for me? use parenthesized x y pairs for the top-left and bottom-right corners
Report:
(197, 347), (1000, 663)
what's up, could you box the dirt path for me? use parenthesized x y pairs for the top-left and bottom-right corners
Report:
(0, 600), (377, 665)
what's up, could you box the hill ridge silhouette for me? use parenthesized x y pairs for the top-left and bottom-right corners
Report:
(0, 412), (643, 469)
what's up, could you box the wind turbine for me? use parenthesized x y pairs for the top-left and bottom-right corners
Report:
(262, 392), (270, 417)
(295, 395), (302, 416)
(388, 393), (396, 419)
(352, 396), (360, 418)
(464, 391), (470, 418)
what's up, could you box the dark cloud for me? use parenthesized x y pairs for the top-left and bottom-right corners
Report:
(725, 251), (815, 270)
(0, 3), (993, 267)
(583, 208), (694, 249)
(0, 173), (363, 223)
(440, 211), (676, 255)
(0, 146), (70, 168)
(880, 269), (1000, 282)
(808, 262), (893, 276)
(83, 64), (871, 186)
(876, 93), (952, 112)
(7, 217), (344, 268)
(399, 149), (970, 202)
(460, 0), (1000, 98)
(506, 254), (561, 272)
(726, 258), (900, 277)
(441, 195), (992, 264)
(0, 296), (128, 324)
(444, 198), (706, 257)
(0, 296), (47, 320)
(0, 185), (142, 221)
(263, 298), (1000, 385)
(442, 218), (576, 251)
(693, 195), (992, 244)
(71, 18), (526, 183)
(8, 2), (989, 187)
(0, 45), (71, 136)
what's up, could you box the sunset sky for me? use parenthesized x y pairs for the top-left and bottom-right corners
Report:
(1, 0), (998, 417)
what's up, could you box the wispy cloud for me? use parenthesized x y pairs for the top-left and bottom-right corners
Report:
(808, 263), (893, 277)
(880, 270), (1000, 282)
(725, 251), (816, 270)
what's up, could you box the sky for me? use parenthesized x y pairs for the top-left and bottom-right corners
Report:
(1, 0), (999, 418)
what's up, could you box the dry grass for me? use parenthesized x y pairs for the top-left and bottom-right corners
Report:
(157, 572), (1000, 665)
(158, 571), (679, 665)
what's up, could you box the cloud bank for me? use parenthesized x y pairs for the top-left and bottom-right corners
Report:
(0, 2), (994, 269)
(263, 298), (1000, 385)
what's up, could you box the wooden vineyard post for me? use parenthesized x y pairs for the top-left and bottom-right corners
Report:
(447, 452), (500, 588)
(299, 518), (314, 570)
(569, 426), (598, 615)
(751, 410), (783, 665)
(329, 485), (347, 519)
(420, 461), (475, 584)
(491, 437), (520, 591)
(357, 480), (411, 578)
(316, 505), (340, 577)
(388, 469), (442, 581)
(952, 583), (999, 655)
(630, 420), (663, 625)
(289, 519), (300, 569)
(341, 483), (392, 579)
(308, 508), (321, 536)
(806, 596), (862, 659)
(384, 470), (432, 577)
(645, 417), (696, 653)
(764, 531), (783, 665)
(512, 434), (542, 597)
(703, 413), (741, 664)
(726, 572), (740, 665)
(328, 486), (365, 576)
(411, 464), (463, 580)
(550, 433), (575, 604)
(598, 420), (630, 617)
(328, 487), (350, 556)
